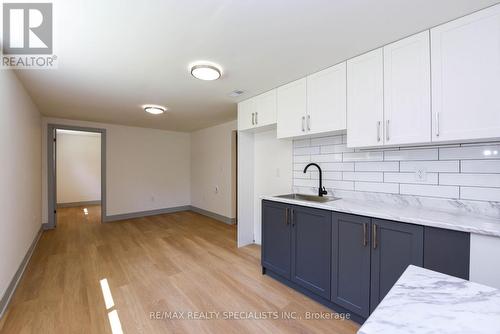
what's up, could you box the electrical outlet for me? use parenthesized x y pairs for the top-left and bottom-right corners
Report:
(415, 168), (427, 182)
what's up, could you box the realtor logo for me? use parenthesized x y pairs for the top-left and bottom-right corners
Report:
(1, 2), (56, 68)
(2, 3), (52, 54)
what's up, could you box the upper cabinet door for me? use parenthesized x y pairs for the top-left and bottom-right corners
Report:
(347, 49), (384, 148)
(431, 5), (500, 142)
(306, 62), (347, 135)
(237, 98), (257, 131)
(277, 78), (307, 138)
(384, 31), (431, 146)
(255, 89), (277, 127)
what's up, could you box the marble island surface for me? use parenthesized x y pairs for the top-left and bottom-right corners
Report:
(260, 194), (500, 237)
(358, 265), (500, 334)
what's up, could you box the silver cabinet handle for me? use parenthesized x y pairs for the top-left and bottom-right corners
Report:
(372, 224), (378, 249)
(251, 113), (255, 125)
(284, 208), (289, 225)
(307, 115), (311, 131)
(377, 121), (381, 142)
(302, 116), (305, 132)
(255, 112), (258, 125)
(386, 120), (390, 142)
(435, 112), (440, 137)
(363, 223), (368, 247)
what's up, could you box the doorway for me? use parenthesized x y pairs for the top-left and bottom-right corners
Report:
(47, 124), (107, 228)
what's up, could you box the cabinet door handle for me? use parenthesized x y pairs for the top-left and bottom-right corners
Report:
(435, 112), (440, 137)
(386, 120), (390, 142)
(291, 209), (295, 227)
(372, 224), (378, 249)
(255, 112), (258, 125)
(307, 115), (311, 131)
(377, 121), (381, 142)
(363, 223), (368, 247)
(284, 208), (289, 225)
(251, 113), (255, 125)
(301, 116), (305, 132)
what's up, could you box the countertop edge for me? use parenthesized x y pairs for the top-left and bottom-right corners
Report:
(261, 195), (500, 238)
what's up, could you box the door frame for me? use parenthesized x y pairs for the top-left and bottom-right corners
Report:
(46, 124), (107, 229)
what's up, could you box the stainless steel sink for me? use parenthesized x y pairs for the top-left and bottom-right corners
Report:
(276, 193), (340, 203)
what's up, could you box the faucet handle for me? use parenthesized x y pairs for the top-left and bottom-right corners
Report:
(321, 186), (328, 196)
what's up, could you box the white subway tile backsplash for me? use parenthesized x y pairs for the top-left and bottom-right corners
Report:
(321, 144), (355, 154)
(311, 136), (343, 146)
(460, 187), (500, 202)
(321, 162), (355, 172)
(384, 172), (438, 185)
(461, 160), (500, 173)
(294, 146), (320, 156)
(439, 173), (500, 188)
(400, 161), (459, 173)
(310, 153), (343, 162)
(439, 145), (500, 160)
(293, 178), (317, 187)
(400, 184), (459, 199)
(355, 161), (399, 172)
(343, 172), (384, 182)
(292, 134), (500, 203)
(384, 148), (438, 161)
(355, 182), (399, 194)
(323, 171), (343, 180)
(293, 155), (311, 163)
(324, 180), (355, 191)
(343, 151), (383, 162)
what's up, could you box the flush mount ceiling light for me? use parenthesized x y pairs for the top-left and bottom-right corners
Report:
(190, 63), (222, 81)
(143, 105), (167, 115)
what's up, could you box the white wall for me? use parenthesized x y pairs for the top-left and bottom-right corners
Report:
(0, 71), (41, 303)
(191, 120), (237, 218)
(237, 129), (292, 246)
(470, 234), (500, 289)
(42, 118), (191, 222)
(56, 131), (101, 204)
(253, 130), (293, 244)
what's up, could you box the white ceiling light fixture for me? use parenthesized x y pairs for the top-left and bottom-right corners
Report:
(190, 63), (222, 81)
(143, 105), (167, 115)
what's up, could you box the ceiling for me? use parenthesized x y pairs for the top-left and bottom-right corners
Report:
(14, 0), (500, 132)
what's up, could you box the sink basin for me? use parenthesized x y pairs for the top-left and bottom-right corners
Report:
(276, 193), (340, 203)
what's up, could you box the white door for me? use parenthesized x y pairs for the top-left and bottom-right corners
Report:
(384, 31), (431, 146)
(431, 4), (500, 142)
(237, 98), (257, 131)
(347, 48), (384, 148)
(277, 78), (307, 139)
(255, 89), (277, 127)
(306, 62), (347, 136)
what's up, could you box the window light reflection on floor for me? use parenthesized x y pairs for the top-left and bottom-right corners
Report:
(83, 208), (89, 215)
(100, 278), (124, 334)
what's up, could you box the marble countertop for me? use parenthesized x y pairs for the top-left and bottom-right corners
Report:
(260, 195), (500, 237)
(358, 265), (500, 334)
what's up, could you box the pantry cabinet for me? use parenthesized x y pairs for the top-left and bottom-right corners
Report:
(237, 89), (277, 131)
(431, 5), (500, 142)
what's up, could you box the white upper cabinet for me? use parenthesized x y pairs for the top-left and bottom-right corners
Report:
(306, 62), (347, 136)
(237, 89), (277, 131)
(431, 4), (500, 142)
(383, 31), (431, 146)
(277, 78), (307, 138)
(347, 48), (384, 148)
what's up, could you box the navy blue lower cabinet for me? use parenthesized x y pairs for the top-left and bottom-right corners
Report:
(424, 226), (470, 280)
(370, 219), (424, 311)
(291, 206), (332, 299)
(261, 200), (292, 279)
(331, 213), (371, 318)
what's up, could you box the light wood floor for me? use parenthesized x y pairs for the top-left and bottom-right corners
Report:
(0, 206), (359, 334)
